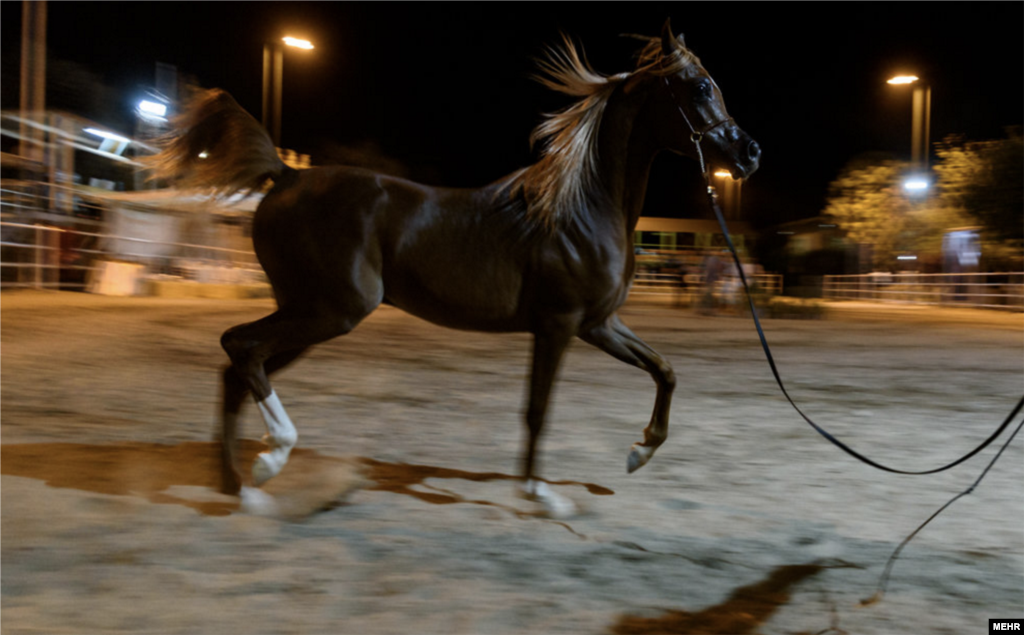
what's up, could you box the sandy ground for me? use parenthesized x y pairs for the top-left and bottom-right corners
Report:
(1, 290), (1022, 635)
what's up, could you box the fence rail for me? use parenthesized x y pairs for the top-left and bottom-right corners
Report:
(0, 222), (63, 289)
(631, 271), (783, 308)
(823, 272), (1024, 310)
(1, 221), (264, 291)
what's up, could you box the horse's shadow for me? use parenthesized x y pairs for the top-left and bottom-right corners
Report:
(611, 563), (837, 635)
(3, 442), (838, 632)
(0, 441), (611, 519)
(1, 440), (258, 516)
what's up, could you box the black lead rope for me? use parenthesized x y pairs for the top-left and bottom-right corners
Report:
(699, 177), (1024, 600)
(666, 77), (1024, 597)
(700, 181), (1024, 473)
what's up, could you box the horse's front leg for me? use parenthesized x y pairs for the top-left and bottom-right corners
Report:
(580, 314), (676, 473)
(520, 327), (577, 518)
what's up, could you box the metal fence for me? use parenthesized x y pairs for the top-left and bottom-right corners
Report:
(631, 270), (783, 307)
(1, 177), (266, 293)
(823, 272), (1024, 310)
(0, 222), (64, 289)
(630, 247), (781, 305)
(1, 220), (263, 291)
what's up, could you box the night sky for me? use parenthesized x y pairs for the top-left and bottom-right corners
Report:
(2, 2), (1022, 226)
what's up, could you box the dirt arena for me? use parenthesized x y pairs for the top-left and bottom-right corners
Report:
(2, 290), (1022, 634)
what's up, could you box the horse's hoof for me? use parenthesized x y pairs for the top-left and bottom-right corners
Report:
(627, 444), (654, 473)
(547, 496), (577, 520)
(240, 486), (278, 516)
(252, 452), (282, 486)
(522, 480), (577, 519)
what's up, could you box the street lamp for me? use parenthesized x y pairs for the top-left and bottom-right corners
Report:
(138, 100), (167, 119)
(887, 74), (931, 169)
(263, 36), (314, 147)
(903, 177), (930, 192)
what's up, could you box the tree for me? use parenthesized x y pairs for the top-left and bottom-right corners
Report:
(933, 129), (1024, 250)
(824, 129), (1023, 271)
(822, 154), (970, 270)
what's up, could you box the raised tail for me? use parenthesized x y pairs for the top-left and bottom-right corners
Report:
(144, 88), (287, 197)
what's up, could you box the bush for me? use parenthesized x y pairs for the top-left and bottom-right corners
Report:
(763, 297), (826, 320)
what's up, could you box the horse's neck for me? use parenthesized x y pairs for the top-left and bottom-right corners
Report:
(593, 85), (664, 233)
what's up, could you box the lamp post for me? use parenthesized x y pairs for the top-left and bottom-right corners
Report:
(19, 0), (46, 164)
(262, 36), (314, 148)
(887, 75), (931, 169)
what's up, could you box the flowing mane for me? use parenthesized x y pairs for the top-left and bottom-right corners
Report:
(506, 34), (700, 228)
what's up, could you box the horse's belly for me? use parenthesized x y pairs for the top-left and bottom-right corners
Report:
(382, 265), (528, 332)
(385, 289), (527, 332)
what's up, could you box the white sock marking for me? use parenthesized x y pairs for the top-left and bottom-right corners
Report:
(253, 390), (297, 485)
(523, 480), (577, 519)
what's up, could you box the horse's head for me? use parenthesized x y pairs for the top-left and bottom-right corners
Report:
(641, 20), (761, 180)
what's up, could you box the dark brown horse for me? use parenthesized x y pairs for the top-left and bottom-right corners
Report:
(150, 21), (760, 516)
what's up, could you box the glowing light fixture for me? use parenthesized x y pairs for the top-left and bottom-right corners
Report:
(282, 36), (314, 50)
(904, 177), (929, 191)
(84, 128), (131, 144)
(138, 100), (168, 118)
(887, 75), (919, 85)
(265, 36), (315, 146)
(713, 170), (733, 178)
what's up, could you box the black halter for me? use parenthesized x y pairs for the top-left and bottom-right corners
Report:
(662, 76), (734, 179)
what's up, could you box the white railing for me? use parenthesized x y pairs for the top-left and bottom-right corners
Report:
(1, 220), (263, 291)
(823, 272), (1024, 310)
(0, 222), (64, 289)
(631, 271), (783, 306)
(2, 179), (265, 292)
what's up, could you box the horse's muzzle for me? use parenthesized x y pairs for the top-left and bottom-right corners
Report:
(746, 139), (762, 165)
(728, 135), (761, 179)
(713, 123), (760, 179)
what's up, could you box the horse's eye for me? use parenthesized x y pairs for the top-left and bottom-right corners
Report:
(695, 80), (711, 99)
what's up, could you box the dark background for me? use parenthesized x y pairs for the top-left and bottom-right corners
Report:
(2, 2), (1022, 227)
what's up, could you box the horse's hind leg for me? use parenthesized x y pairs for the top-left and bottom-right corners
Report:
(220, 306), (371, 488)
(580, 314), (676, 473)
(221, 363), (247, 494)
(220, 348), (307, 494)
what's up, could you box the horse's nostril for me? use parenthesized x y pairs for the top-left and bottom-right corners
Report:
(747, 140), (761, 162)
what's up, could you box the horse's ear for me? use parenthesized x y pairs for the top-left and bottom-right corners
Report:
(660, 19), (675, 53)
(660, 18), (684, 54)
